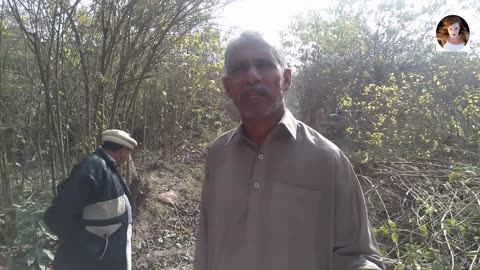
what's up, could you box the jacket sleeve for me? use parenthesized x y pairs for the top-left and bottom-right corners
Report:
(332, 153), (385, 270)
(43, 160), (101, 241)
(193, 163), (209, 270)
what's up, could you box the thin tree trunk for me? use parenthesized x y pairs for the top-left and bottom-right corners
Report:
(142, 91), (149, 168)
(53, 3), (67, 179)
(66, 0), (90, 140)
(0, 129), (12, 208)
(0, 1), (10, 208)
(47, 115), (57, 196)
(34, 101), (46, 187)
(0, 0), (3, 100)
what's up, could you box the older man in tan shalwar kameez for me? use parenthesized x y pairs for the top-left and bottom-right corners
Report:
(193, 31), (385, 270)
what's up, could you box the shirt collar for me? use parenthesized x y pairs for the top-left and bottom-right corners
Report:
(225, 109), (298, 146)
(225, 125), (245, 146)
(279, 109), (298, 140)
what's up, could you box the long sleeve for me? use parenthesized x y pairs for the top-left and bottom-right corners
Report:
(332, 153), (384, 270)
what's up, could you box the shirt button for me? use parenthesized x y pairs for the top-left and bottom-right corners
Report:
(253, 182), (260, 188)
(258, 154), (264, 160)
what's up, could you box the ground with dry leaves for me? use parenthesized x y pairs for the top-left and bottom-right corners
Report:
(132, 149), (205, 270)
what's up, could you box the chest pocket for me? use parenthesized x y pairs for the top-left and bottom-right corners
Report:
(272, 182), (322, 202)
(264, 182), (326, 270)
(269, 181), (323, 231)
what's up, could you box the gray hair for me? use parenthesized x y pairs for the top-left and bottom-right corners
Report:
(224, 31), (286, 75)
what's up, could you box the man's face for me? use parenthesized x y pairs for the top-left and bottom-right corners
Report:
(223, 41), (292, 120)
(448, 23), (460, 38)
(117, 147), (130, 165)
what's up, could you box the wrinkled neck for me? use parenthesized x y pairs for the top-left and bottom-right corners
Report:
(241, 107), (285, 147)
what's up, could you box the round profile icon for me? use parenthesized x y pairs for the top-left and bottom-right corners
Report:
(436, 15), (470, 52)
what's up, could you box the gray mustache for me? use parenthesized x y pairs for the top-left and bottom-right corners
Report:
(240, 87), (269, 97)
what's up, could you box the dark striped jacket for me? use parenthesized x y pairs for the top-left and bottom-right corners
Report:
(44, 148), (133, 270)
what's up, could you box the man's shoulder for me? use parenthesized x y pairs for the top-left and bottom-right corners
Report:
(60, 151), (108, 187)
(297, 121), (342, 157)
(75, 151), (108, 172)
(206, 128), (237, 153)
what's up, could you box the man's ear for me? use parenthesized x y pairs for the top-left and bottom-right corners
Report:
(223, 76), (233, 99)
(283, 68), (292, 91)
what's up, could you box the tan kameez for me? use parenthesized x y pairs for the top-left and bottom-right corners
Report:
(194, 110), (384, 270)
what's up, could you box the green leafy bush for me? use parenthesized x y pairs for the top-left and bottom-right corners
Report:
(1, 194), (57, 270)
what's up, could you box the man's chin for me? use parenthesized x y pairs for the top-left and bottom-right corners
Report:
(239, 106), (284, 121)
(241, 109), (273, 120)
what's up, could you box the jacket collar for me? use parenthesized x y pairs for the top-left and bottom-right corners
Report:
(95, 148), (116, 169)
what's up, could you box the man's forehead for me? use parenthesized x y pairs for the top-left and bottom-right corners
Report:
(228, 42), (275, 62)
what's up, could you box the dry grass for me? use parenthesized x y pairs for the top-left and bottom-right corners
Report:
(359, 159), (480, 270)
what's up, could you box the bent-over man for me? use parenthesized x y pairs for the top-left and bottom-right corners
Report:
(44, 129), (137, 270)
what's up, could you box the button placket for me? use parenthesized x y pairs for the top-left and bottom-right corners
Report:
(250, 148), (267, 193)
(245, 144), (270, 249)
(252, 151), (266, 191)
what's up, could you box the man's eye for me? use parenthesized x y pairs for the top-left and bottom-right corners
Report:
(230, 65), (248, 74)
(256, 60), (275, 70)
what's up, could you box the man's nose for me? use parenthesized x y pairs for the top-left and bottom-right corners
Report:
(246, 66), (261, 84)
